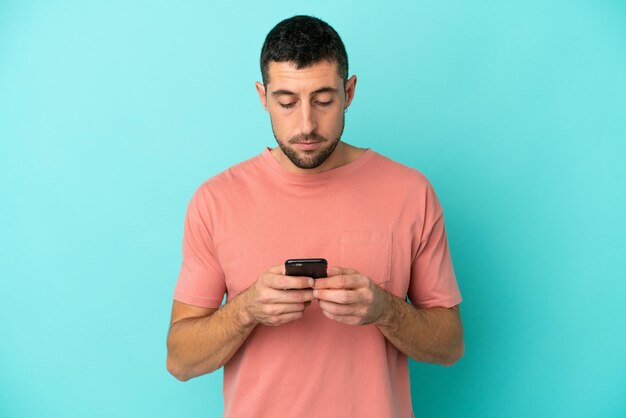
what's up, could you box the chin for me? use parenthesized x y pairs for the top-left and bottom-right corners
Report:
(283, 143), (337, 169)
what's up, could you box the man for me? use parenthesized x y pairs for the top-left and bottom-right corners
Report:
(167, 15), (463, 418)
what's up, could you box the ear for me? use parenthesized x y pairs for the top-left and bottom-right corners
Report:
(344, 75), (357, 110)
(255, 81), (268, 111)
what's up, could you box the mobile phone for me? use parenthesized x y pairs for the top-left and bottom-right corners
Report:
(285, 258), (328, 279)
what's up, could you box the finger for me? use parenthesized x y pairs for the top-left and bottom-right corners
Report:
(268, 264), (286, 275)
(257, 288), (314, 304)
(326, 266), (359, 277)
(260, 302), (308, 316)
(262, 311), (305, 327)
(267, 274), (314, 290)
(318, 300), (366, 317)
(313, 288), (361, 304)
(313, 274), (364, 290)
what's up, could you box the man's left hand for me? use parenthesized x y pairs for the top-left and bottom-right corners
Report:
(313, 267), (391, 326)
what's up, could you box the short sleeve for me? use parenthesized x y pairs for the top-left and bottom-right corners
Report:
(407, 183), (462, 309)
(173, 186), (226, 308)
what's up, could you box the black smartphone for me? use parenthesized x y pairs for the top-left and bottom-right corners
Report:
(285, 258), (328, 279)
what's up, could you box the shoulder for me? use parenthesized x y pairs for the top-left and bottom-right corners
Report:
(182, 152), (268, 215)
(367, 151), (446, 227)
(366, 151), (444, 216)
(368, 151), (434, 192)
(194, 152), (266, 197)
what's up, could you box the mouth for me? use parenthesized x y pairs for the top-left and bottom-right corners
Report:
(293, 141), (323, 151)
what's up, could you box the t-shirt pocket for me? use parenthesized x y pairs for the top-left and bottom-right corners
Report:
(339, 230), (392, 286)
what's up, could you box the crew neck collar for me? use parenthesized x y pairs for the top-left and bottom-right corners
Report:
(261, 147), (375, 184)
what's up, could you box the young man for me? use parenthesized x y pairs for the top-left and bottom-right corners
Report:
(167, 15), (463, 418)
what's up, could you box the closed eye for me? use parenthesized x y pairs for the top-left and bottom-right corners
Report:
(278, 100), (333, 109)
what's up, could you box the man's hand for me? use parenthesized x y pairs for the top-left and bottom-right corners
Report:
(313, 266), (391, 326)
(241, 264), (315, 327)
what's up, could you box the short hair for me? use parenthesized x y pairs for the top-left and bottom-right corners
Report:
(260, 15), (348, 86)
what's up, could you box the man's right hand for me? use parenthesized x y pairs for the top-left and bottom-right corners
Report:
(167, 265), (314, 380)
(240, 264), (315, 327)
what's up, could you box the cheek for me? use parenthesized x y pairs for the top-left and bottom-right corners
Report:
(322, 112), (344, 133)
(269, 112), (293, 135)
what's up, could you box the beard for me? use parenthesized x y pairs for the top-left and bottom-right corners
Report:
(270, 115), (345, 170)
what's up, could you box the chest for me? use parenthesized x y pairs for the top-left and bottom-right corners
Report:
(211, 188), (419, 300)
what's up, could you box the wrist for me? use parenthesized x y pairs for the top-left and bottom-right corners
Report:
(235, 288), (258, 329)
(375, 290), (399, 330)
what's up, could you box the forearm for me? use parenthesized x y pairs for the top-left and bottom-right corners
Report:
(376, 292), (464, 366)
(166, 293), (256, 381)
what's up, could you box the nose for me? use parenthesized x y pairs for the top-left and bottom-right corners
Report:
(299, 102), (317, 136)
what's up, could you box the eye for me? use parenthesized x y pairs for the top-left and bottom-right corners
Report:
(316, 100), (333, 107)
(279, 102), (296, 109)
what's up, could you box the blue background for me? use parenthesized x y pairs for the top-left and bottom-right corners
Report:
(1, 1), (625, 417)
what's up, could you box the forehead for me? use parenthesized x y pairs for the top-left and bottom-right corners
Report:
(266, 61), (342, 94)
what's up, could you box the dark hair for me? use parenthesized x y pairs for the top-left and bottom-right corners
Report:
(260, 15), (348, 86)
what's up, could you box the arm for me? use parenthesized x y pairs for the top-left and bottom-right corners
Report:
(166, 265), (315, 381)
(376, 291), (463, 366)
(313, 267), (464, 366)
(166, 295), (255, 382)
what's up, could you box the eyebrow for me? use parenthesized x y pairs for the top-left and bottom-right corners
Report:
(271, 86), (339, 97)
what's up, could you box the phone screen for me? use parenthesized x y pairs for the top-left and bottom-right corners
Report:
(285, 258), (328, 279)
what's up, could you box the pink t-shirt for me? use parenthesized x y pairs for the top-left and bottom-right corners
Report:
(174, 148), (462, 418)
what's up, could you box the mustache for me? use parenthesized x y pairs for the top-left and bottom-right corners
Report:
(288, 132), (328, 144)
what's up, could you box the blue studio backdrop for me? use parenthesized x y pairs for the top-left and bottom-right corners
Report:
(1, 1), (625, 417)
